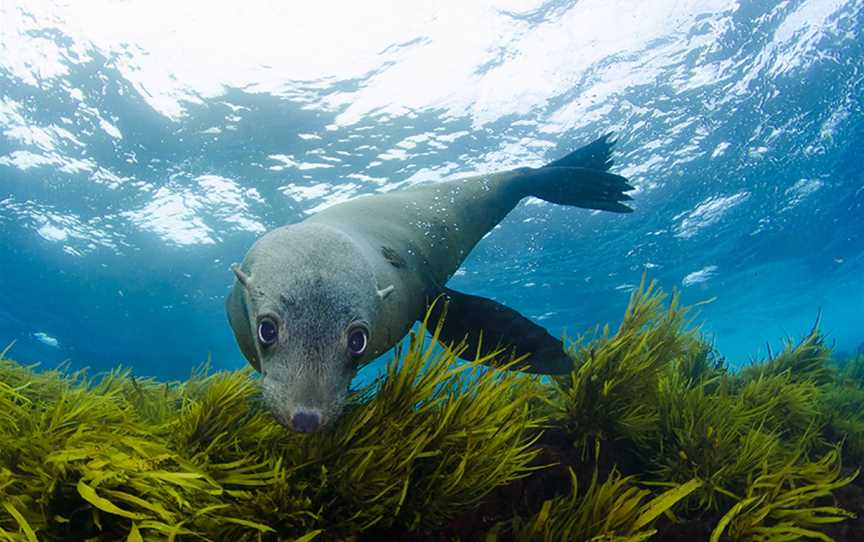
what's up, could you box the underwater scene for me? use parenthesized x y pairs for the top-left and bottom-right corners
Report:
(1, 1), (863, 540)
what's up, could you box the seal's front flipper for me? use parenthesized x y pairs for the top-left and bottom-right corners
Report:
(428, 288), (573, 375)
(225, 276), (261, 372)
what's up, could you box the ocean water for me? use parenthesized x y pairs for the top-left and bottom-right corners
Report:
(1, 0), (862, 384)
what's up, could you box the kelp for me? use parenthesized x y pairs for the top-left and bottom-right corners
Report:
(737, 372), (821, 444)
(832, 354), (864, 389)
(0, 279), (861, 541)
(293, 314), (547, 533)
(539, 278), (859, 540)
(651, 366), (827, 511)
(820, 353), (864, 466)
(709, 448), (856, 542)
(651, 374), (785, 512)
(0, 313), (544, 541)
(738, 326), (833, 387)
(492, 465), (702, 542)
(550, 276), (705, 456)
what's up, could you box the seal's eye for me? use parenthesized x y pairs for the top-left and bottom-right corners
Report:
(347, 327), (368, 357)
(257, 318), (278, 345)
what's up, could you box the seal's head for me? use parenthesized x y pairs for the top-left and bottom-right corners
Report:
(225, 223), (387, 433)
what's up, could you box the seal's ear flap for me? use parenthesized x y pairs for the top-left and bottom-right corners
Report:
(377, 284), (395, 300)
(225, 281), (261, 372)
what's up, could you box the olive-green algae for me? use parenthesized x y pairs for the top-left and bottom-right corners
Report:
(0, 280), (861, 542)
(0, 316), (546, 541)
(490, 464), (701, 542)
(822, 353), (864, 468)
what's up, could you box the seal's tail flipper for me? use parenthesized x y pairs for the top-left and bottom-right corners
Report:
(515, 134), (635, 213)
(544, 132), (616, 171)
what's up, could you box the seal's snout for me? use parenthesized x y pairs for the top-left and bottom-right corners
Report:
(261, 373), (342, 433)
(291, 410), (322, 433)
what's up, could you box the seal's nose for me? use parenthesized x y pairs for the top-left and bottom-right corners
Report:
(291, 411), (321, 433)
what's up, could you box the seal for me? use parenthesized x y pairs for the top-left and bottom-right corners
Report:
(226, 134), (634, 432)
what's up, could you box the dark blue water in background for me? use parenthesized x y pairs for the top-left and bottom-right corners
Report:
(1, 1), (862, 382)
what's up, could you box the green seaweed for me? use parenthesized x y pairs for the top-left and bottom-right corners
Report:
(492, 464), (702, 542)
(833, 354), (864, 389)
(651, 373), (784, 512)
(738, 327), (833, 387)
(0, 280), (861, 541)
(550, 276), (704, 456)
(709, 448), (856, 542)
(0, 313), (544, 541)
(820, 353), (864, 466)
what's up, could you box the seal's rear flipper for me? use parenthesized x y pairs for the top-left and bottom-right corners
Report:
(514, 134), (635, 213)
(518, 166), (635, 213)
(544, 132), (616, 171)
(428, 288), (573, 375)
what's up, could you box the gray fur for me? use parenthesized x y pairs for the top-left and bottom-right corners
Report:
(226, 222), (385, 428)
(226, 135), (634, 432)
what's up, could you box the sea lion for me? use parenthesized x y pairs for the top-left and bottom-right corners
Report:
(226, 134), (634, 432)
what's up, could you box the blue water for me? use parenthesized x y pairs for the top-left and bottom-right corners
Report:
(1, 1), (862, 382)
